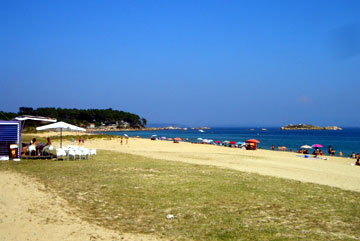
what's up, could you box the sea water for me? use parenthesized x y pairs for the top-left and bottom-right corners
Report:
(107, 127), (360, 157)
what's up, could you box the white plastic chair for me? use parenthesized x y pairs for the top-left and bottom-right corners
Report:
(28, 145), (36, 156)
(41, 145), (54, 156)
(81, 148), (90, 159)
(90, 149), (97, 158)
(74, 149), (82, 159)
(56, 149), (67, 160)
(68, 149), (76, 160)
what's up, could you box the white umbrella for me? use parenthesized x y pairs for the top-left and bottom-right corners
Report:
(36, 121), (86, 148)
(300, 145), (312, 149)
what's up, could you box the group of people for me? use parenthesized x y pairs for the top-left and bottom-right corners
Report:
(120, 135), (129, 144)
(21, 137), (52, 156)
(71, 137), (85, 145)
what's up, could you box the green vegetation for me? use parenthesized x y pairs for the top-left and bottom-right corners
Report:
(1, 150), (359, 240)
(0, 107), (146, 129)
(280, 124), (342, 130)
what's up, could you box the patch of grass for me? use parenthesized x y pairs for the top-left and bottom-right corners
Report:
(1, 150), (359, 240)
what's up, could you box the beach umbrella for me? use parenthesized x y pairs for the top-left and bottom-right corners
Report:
(245, 139), (260, 143)
(160, 137), (167, 140)
(36, 121), (86, 148)
(124, 134), (128, 137)
(229, 141), (236, 145)
(215, 141), (221, 144)
(236, 142), (244, 145)
(197, 138), (203, 141)
(312, 144), (323, 148)
(301, 145), (312, 149)
(174, 137), (182, 141)
(167, 138), (173, 141)
(245, 139), (260, 150)
(223, 140), (230, 143)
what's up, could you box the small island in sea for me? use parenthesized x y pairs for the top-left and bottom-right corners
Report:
(281, 124), (342, 130)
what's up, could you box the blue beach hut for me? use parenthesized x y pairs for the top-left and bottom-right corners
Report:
(0, 120), (21, 159)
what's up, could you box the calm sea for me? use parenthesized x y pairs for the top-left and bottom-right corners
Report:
(107, 127), (360, 157)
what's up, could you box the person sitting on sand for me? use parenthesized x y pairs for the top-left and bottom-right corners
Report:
(351, 152), (356, 158)
(312, 148), (319, 157)
(339, 151), (343, 157)
(319, 150), (324, 156)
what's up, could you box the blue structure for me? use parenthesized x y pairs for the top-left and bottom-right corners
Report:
(0, 120), (21, 159)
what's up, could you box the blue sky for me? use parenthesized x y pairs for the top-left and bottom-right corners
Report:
(1, 0), (359, 127)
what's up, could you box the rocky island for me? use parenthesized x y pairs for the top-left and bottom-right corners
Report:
(281, 124), (342, 130)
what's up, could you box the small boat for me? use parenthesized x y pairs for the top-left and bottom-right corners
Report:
(261, 128), (267, 131)
(183, 128), (188, 131)
(199, 129), (204, 133)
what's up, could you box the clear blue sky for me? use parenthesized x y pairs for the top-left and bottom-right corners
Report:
(1, 0), (359, 127)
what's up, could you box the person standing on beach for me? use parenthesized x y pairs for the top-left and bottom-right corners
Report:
(78, 137), (81, 144)
(82, 138), (85, 145)
(120, 136), (123, 145)
(355, 153), (360, 166)
(271, 145), (274, 151)
(125, 135), (128, 144)
(328, 146), (333, 156)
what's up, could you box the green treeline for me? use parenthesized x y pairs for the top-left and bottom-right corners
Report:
(0, 107), (147, 128)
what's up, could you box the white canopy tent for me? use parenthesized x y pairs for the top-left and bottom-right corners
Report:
(36, 121), (86, 148)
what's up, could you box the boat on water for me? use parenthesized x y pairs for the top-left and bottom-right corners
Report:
(199, 129), (204, 133)
(261, 128), (267, 131)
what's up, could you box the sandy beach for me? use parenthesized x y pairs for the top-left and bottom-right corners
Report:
(1, 134), (359, 240)
(0, 171), (160, 241)
(83, 137), (360, 192)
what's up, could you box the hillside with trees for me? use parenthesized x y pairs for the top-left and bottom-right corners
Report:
(0, 107), (147, 129)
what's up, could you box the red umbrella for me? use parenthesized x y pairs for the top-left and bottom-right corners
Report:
(245, 139), (260, 143)
(215, 141), (221, 144)
(174, 137), (182, 141)
(229, 141), (236, 145)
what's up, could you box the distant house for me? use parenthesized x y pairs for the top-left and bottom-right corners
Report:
(89, 123), (95, 128)
(118, 120), (130, 128)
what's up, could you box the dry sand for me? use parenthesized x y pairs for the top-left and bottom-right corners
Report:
(1, 134), (359, 240)
(83, 137), (360, 192)
(0, 171), (160, 241)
